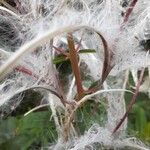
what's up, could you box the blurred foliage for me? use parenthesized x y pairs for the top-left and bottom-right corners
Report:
(125, 71), (150, 144)
(0, 111), (57, 150)
(74, 100), (107, 135)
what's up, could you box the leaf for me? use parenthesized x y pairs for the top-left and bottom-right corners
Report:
(53, 49), (96, 65)
(79, 49), (96, 54)
(53, 55), (67, 64)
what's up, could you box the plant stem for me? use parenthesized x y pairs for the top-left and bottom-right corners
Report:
(123, 0), (138, 24)
(112, 0), (140, 134)
(112, 67), (145, 134)
(67, 33), (84, 100)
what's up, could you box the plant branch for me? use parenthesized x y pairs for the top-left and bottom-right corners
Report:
(75, 37), (83, 52)
(0, 25), (114, 81)
(63, 89), (134, 140)
(122, 0), (138, 25)
(52, 45), (68, 56)
(112, 67), (145, 134)
(15, 66), (38, 78)
(67, 33), (84, 100)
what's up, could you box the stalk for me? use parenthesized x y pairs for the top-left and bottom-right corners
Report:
(112, 68), (145, 134)
(67, 33), (84, 100)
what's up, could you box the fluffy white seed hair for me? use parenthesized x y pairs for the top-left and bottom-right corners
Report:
(0, 0), (150, 149)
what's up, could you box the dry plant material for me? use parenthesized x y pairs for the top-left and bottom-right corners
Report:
(0, 0), (150, 149)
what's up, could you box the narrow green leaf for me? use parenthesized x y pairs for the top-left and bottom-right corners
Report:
(53, 55), (67, 64)
(79, 49), (96, 54)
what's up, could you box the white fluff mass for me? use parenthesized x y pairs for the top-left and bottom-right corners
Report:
(0, 0), (150, 149)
